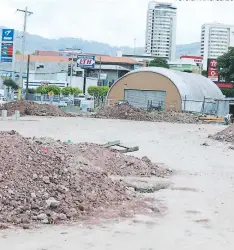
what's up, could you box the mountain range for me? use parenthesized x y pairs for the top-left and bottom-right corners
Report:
(1, 27), (200, 58)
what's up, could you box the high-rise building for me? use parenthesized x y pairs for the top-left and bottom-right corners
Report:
(200, 23), (234, 70)
(145, 1), (177, 60)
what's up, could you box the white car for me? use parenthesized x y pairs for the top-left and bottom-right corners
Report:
(0, 96), (7, 105)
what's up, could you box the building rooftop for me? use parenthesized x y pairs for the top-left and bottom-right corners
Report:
(15, 54), (140, 65)
(15, 54), (69, 62)
(95, 55), (140, 65)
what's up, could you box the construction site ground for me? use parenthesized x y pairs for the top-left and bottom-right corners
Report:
(0, 117), (234, 250)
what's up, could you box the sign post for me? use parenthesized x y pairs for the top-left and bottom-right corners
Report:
(77, 55), (95, 94)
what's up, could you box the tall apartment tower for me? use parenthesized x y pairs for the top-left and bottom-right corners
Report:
(201, 23), (234, 70)
(145, 1), (177, 60)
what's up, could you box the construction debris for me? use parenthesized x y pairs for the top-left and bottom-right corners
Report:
(0, 131), (165, 227)
(93, 104), (153, 121)
(103, 140), (139, 153)
(209, 124), (234, 143)
(93, 104), (200, 124)
(0, 101), (74, 117)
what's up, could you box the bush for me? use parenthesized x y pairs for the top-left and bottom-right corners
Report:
(87, 86), (109, 97)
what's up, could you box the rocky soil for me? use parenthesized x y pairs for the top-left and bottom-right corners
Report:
(0, 131), (165, 228)
(30, 138), (171, 177)
(0, 101), (74, 117)
(93, 104), (200, 124)
(209, 124), (234, 143)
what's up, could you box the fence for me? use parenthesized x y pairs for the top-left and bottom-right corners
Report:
(183, 96), (233, 116)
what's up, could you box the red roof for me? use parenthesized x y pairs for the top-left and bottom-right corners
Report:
(180, 55), (203, 60)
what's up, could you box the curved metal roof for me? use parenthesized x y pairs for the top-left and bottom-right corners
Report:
(109, 67), (224, 101)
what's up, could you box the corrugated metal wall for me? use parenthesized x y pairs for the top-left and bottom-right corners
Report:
(124, 89), (166, 110)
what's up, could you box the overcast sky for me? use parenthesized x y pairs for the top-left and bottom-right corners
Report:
(1, 0), (234, 47)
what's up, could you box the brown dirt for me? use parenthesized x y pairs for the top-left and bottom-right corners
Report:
(93, 104), (200, 124)
(0, 131), (162, 228)
(209, 124), (234, 143)
(0, 101), (74, 117)
(31, 138), (171, 177)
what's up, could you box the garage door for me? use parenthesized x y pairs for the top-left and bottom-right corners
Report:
(124, 89), (166, 110)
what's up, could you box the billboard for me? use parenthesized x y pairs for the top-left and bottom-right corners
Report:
(207, 58), (219, 82)
(77, 55), (95, 69)
(1, 43), (13, 62)
(1, 28), (14, 63)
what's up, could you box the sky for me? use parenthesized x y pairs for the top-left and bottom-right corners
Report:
(0, 0), (234, 47)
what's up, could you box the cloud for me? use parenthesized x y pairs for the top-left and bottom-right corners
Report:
(1, 0), (234, 47)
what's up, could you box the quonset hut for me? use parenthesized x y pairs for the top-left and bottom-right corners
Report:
(107, 67), (224, 113)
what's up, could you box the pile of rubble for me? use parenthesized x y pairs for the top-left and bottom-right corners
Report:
(93, 104), (153, 121)
(31, 138), (171, 177)
(151, 111), (200, 124)
(0, 131), (164, 228)
(209, 124), (234, 143)
(93, 104), (200, 124)
(74, 143), (170, 177)
(0, 101), (73, 117)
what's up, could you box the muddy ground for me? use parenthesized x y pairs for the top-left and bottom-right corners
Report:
(0, 117), (234, 249)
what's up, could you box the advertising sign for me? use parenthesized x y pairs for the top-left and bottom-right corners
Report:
(1, 43), (13, 62)
(207, 58), (219, 82)
(77, 55), (95, 69)
(1, 28), (14, 63)
(2, 29), (14, 42)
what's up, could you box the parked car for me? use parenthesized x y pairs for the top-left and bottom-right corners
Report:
(0, 96), (7, 105)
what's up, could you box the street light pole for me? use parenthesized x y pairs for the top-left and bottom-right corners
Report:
(17, 7), (33, 100)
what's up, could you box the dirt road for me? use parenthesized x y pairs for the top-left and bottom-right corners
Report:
(0, 117), (234, 249)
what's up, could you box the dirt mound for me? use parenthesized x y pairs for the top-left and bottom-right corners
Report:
(209, 124), (234, 143)
(0, 101), (74, 117)
(93, 104), (200, 124)
(31, 138), (171, 177)
(74, 143), (171, 177)
(151, 111), (200, 124)
(0, 131), (153, 227)
(93, 104), (153, 121)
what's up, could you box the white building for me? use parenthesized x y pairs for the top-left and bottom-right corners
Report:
(200, 23), (234, 70)
(145, 1), (177, 60)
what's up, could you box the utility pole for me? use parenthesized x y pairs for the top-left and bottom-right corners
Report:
(25, 54), (30, 100)
(134, 38), (136, 55)
(17, 7), (33, 100)
(98, 56), (102, 86)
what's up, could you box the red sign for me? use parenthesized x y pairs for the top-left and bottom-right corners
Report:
(216, 82), (233, 89)
(207, 58), (219, 81)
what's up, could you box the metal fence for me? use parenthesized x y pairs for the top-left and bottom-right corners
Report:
(183, 96), (233, 116)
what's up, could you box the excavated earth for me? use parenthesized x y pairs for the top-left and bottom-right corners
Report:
(93, 104), (200, 124)
(209, 124), (234, 143)
(0, 131), (167, 228)
(0, 101), (74, 117)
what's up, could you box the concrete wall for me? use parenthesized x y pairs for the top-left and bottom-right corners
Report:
(108, 72), (182, 111)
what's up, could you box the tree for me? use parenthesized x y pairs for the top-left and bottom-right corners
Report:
(87, 86), (109, 97)
(217, 47), (234, 82)
(220, 88), (234, 97)
(36, 85), (61, 95)
(3, 79), (19, 90)
(202, 70), (207, 77)
(61, 87), (82, 95)
(148, 58), (169, 68)
(36, 86), (47, 94)
(15, 50), (21, 55)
